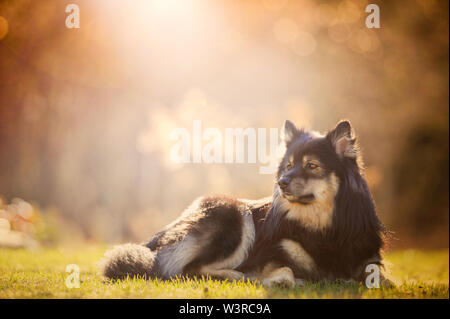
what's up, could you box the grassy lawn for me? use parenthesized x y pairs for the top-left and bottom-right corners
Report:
(0, 245), (448, 299)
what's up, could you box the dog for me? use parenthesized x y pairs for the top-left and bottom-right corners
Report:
(99, 120), (390, 287)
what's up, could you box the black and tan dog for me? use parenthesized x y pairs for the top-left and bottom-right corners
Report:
(100, 120), (389, 287)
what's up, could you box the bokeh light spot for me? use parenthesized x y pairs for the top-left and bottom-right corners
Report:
(315, 4), (337, 27)
(291, 31), (317, 56)
(0, 16), (9, 40)
(328, 23), (352, 43)
(337, 0), (361, 24)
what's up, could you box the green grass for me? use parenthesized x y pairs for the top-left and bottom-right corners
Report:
(0, 246), (448, 299)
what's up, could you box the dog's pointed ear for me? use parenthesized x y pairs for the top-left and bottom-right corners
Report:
(327, 120), (357, 159)
(281, 120), (300, 145)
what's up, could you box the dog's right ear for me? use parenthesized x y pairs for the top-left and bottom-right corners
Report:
(281, 120), (300, 145)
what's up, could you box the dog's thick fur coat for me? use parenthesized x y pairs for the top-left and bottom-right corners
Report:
(100, 120), (389, 286)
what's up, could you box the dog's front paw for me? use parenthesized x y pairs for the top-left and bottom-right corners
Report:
(262, 267), (296, 288)
(226, 270), (246, 281)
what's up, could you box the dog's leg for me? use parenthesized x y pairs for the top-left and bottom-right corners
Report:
(198, 267), (245, 281)
(260, 264), (296, 288)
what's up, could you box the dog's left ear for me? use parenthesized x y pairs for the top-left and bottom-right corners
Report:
(327, 120), (357, 159)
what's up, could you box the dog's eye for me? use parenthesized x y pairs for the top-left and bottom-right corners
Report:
(306, 162), (319, 170)
(286, 162), (293, 170)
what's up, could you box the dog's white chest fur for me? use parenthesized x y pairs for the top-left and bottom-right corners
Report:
(275, 173), (339, 231)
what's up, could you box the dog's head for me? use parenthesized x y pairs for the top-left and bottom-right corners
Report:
(276, 120), (359, 208)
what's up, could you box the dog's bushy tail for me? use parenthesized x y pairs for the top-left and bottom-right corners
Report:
(99, 243), (157, 280)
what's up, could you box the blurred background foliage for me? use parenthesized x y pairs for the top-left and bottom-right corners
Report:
(0, 0), (448, 248)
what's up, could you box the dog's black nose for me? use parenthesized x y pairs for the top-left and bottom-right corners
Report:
(278, 177), (291, 190)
